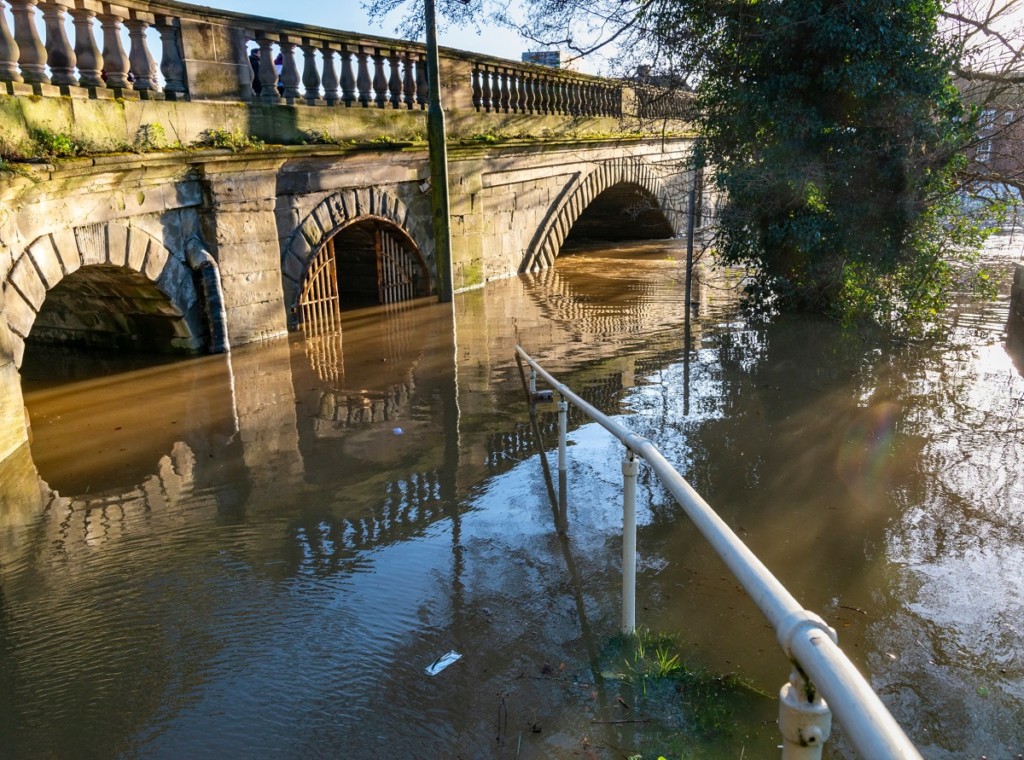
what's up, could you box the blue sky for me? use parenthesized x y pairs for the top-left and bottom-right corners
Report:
(214, 0), (540, 64)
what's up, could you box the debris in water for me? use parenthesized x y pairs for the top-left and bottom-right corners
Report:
(425, 650), (462, 676)
(393, 427), (404, 435)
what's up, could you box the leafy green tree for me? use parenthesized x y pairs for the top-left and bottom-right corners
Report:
(666, 0), (996, 331)
(371, 0), (1014, 333)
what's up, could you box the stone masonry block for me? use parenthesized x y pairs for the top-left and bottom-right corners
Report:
(224, 300), (288, 346)
(48, 229), (80, 280)
(75, 224), (108, 267)
(107, 223), (129, 267)
(286, 233), (313, 267)
(27, 237), (63, 289)
(354, 188), (372, 218)
(220, 269), (285, 309)
(9, 331), (24, 369)
(156, 257), (192, 303)
(336, 190), (356, 221)
(126, 229), (150, 272)
(215, 238), (281, 282)
(302, 212), (326, 249)
(282, 251), (306, 285)
(3, 287), (37, 338)
(8, 256), (46, 311)
(143, 244), (169, 282)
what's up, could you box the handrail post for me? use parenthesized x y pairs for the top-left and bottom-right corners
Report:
(779, 668), (832, 759)
(557, 397), (567, 473)
(529, 369), (537, 395)
(621, 450), (638, 635)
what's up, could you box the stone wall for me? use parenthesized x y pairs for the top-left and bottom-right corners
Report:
(0, 135), (696, 464)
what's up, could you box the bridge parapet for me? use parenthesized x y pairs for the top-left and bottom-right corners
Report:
(0, 0), (683, 148)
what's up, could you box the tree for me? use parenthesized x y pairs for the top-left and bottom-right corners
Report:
(518, 0), (1003, 332)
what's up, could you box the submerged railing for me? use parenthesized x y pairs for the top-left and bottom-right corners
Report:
(0, 0), (678, 119)
(515, 345), (922, 760)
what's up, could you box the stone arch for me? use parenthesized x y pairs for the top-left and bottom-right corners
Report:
(521, 158), (682, 273)
(3, 222), (205, 367)
(280, 187), (429, 319)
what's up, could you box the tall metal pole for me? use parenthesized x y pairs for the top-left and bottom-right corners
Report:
(424, 0), (454, 302)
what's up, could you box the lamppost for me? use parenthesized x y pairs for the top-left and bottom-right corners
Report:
(424, 0), (457, 303)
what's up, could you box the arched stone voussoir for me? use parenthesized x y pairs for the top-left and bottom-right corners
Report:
(4, 222), (205, 367)
(520, 158), (677, 273)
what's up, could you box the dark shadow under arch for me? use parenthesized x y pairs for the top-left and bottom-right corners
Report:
(25, 265), (200, 357)
(562, 182), (675, 248)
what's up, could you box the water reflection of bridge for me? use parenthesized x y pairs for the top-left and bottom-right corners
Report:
(5, 256), (730, 575)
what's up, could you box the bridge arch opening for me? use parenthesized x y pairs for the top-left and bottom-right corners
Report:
(297, 217), (431, 333)
(21, 265), (202, 363)
(563, 182), (675, 249)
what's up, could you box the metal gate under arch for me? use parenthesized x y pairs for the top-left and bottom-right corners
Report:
(297, 224), (430, 334)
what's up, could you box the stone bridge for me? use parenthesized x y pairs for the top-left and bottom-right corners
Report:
(0, 0), (701, 465)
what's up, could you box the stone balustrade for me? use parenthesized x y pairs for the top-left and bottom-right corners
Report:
(0, 0), (683, 119)
(0, 0), (186, 99)
(471, 60), (621, 117)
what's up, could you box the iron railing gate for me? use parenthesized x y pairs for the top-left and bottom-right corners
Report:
(298, 226), (428, 335)
(376, 228), (425, 305)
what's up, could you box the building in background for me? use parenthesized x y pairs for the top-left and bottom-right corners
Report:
(521, 51), (577, 71)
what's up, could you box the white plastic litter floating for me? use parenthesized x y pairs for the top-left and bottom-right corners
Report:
(425, 650), (462, 676)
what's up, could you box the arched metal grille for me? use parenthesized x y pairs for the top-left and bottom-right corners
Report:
(299, 236), (341, 336)
(298, 224), (429, 335)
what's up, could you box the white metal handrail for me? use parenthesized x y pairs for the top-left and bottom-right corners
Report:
(515, 345), (922, 760)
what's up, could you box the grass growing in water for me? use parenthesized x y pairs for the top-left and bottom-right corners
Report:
(600, 627), (772, 756)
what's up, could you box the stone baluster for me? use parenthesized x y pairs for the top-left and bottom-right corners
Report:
(508, 71), (520, 112)
(579, 82), (590, 116)
(480, 68), (491, 112)
(471, 65), (481, 110)
(570, 81), (581, 116)
(548, 78), (559, 114)
(0, 0), (23, 84)
(301, 40), (321, 105)
(339, 47), (355, 105)
(279, 40), (301, 100)
(402, 50), (414, 109)
(385, 48), (400, 107)
(321, 45), (339, 106)
(536, 76), (552, 113)
(70, 6), (101, 87)
(156, 18), (186, 100)
(125, 16), (158, 93)
(544, 77), (556, 114)
(371, 49), (387, 107)
(9, 0), (47, 84)
(98, 10), (129, 89)
(39, 1), (75, 87)
(521, 72), (533, 114)
(355, 48), (370, 106)
(533, 74), (545, 114)
(415, 56), (427, 109)
(499, 69), (510, 113)
(257, 38), (278, 103)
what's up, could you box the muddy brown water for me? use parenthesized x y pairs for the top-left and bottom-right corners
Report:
(1, 236), (1023, 758)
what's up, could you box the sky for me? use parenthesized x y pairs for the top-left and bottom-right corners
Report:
(214, 0), (545, 66)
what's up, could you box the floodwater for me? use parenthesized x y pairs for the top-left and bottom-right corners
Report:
(1, 235), (1023, 758)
